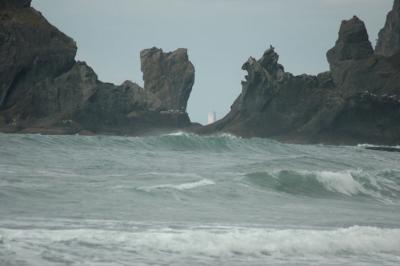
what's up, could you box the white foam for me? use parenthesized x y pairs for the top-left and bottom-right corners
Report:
(314, 170), (365, 196)
(163, 131), (190, 136)
(215, 133), (241, 139)
(310, 170), (397, 202)
(266, 169), (396, 202)
(269, 169), (367, 196)
(1, 225), (399, 265)
(163, 131), (241, 141)
(357, 143), (400, 149)
(137, 179), (215, 192)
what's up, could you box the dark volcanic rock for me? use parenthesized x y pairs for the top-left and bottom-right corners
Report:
(73, 47), (194, 135)
(326, 15), (400, 98)
(318, 92), (400, 144)
(376, 0), (400, 57)
(0, 1), (195, 135)
(199, 2), (400, 145)
(0, 0), (31, 9)
(141, 47), (195, 111)
(0, 2), (77, 109)
(327, 16), (373, 63)
(75, 79), (190, 134)
(198, 47), (339, 140)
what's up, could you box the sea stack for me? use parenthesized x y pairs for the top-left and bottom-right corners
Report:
(0, 0), (196, 135)
(376, 0), (400, 57)
(198, 1), (400, 145)
(141, 47), (195, 112)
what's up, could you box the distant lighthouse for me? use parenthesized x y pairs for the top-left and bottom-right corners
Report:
(207, 111), (217, 125)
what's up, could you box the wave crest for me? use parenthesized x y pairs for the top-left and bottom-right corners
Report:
(1, 225), (399, 264)
(244, 169), (400, 202)
(137, 179), (216, 192)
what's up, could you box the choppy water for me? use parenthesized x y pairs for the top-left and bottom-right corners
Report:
(0, 132), (400, 266)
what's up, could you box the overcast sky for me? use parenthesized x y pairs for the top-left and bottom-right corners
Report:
(32, 0), (393, 124)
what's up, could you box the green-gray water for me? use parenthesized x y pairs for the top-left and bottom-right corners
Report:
(1, 133), (400, 265)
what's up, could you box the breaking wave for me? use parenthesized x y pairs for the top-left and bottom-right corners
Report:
(0, 132), (284, 153)
(2, 133), (400, 204)
(1, 133), (400, 265)
(244, 169), (400, 202)
(1, 224), (399, 265)
(137, 179), (216, 192)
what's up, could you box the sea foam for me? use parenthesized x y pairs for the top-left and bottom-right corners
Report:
(137, 179), (216, 192)
(1, 225), (399, 265)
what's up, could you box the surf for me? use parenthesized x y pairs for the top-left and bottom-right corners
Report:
(1, 133), (400, 265)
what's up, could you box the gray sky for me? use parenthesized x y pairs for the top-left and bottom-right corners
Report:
(32, 0), (393, 124)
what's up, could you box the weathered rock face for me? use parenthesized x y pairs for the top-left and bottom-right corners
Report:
(0, 0), (195, 135)
(199, 2), (400, 145)
(74, 78), (191, 134)
(321, 92), (400, 144)
(141, 47), (195, 111)
(326, 16), (373, 88)
(0, 1), (77, 110)
(376, 0), (400, 57)
(30, 62), (98, 117)
(198, 47), (339, 140)
(0, 0), (31, 9)
(327, 16), (373, 63)
(326, 15), (400, 98)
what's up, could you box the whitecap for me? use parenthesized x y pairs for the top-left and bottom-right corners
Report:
(311, 170), (396, 202)
(137, 179), (216, 192)
(314, 170), (365, 196)
(1, 225), (400, 264)
(163, 131), (190, 136)
(357, 143), (400, 149)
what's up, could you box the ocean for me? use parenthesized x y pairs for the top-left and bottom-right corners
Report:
(0, 132), (399, 266)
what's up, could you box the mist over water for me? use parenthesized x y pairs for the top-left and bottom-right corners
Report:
(1, 133), (400, 265)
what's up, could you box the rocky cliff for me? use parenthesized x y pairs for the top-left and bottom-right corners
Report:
(199, 0), (400, 145)
(0, 0), (195, 135)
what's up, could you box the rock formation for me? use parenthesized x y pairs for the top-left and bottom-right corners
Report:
(2, 0), (399, 144)
(199, 1), (400, 145)
(0, 0), (31, 9)
(376, 0), (400, 57)
(141, 47), (195, 111)
(0, 0), (195, 135)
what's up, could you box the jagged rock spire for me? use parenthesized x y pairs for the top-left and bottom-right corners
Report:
(327, 16), (373, 64)
(375, 0), (400, 57)
(140, 47), (195, 112)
